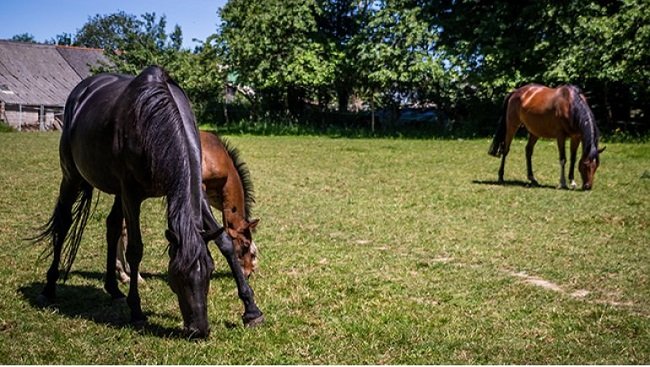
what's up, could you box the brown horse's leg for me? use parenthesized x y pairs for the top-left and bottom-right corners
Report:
(557, 136), (568, 189)
(105, 197), (126, 299)
(568, 137), (580, 189)
(115, 220), (145, 285)
(115, 221), (130, 284)
(525, 134), (540, 186)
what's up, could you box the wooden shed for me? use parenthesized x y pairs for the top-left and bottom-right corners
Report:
(0, 40), (110, 131)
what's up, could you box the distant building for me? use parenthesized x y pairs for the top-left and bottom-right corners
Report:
(0, 40), (111, 131)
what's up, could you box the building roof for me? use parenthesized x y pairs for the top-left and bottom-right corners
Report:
(0, 40), (111, 107)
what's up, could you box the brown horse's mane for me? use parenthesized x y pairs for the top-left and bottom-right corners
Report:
(215, 135), (256, 220)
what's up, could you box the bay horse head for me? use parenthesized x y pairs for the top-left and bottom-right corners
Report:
(579, 146), (606, 190)
(223, 209), (259, 278)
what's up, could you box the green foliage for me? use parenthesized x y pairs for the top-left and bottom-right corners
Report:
(0, 121), (16, 132)
(9, 33), (36, 43)
(219, 0), (336, 114)
(60, 1), (650, 135)
(74, 11), (143, 50)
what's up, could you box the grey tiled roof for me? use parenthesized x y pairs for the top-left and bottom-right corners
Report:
(0, 40), (110, 107)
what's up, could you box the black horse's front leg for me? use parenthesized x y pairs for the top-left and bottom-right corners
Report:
(216, 230), (264, 326)
(122, 196), (147, 327)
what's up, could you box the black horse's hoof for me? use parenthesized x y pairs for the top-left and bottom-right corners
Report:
(131, 320), (147, 331)
(36, 293), (54, 308)
(243, 314), (265, 328)
(131, 315), (148, 330)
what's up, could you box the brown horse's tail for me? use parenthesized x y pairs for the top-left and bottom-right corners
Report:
(488, 91), (513, 157)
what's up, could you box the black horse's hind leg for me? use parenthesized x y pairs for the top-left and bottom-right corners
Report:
(568, 137), (580, 189)
(526, 134), (540, 186)
(104, 197), (126, 300)
(121, 195), (147, 326)
(557, 136), (568, 189)
(39, 178), (80, 303)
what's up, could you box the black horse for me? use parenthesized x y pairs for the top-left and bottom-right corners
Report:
(33, 66), (263, 338)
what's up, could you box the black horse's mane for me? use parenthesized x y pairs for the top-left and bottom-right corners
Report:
(214, 134), (256, 220)
(568, 85), (601, 159)
(131, 66), (208, 274)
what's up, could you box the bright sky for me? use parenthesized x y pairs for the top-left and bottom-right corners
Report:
(0, 0), (228, 49)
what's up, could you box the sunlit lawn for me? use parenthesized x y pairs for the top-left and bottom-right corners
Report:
(0, 132), (648, 364)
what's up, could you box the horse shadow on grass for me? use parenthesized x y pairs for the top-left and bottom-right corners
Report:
(472, 179), (557, 190)
(70, 269), (233, 283)
(18, 269), (235, 339)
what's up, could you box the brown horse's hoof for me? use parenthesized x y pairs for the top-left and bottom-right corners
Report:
(243, 314), (265, 328)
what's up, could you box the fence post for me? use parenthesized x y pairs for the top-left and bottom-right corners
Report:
(40, 105), (45, 131)
(18, 104), (22, 131)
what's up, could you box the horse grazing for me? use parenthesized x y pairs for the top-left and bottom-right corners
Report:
(488, 83), (605, 190)
(116, 130), (260, 283)
(200, 131), (259, 277)
(32, 66), (263, 339)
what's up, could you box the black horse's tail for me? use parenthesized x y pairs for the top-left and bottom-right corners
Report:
(488, 91), (514, 157)
(32, 183), (94, 281)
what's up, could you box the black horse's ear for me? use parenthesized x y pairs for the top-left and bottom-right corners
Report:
(165, 229), (179, 244)
(202, 227), (224, 242)
(598, 146), (606, 154)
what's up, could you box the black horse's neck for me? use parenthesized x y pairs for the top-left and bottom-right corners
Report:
(131, 66), (207, 273)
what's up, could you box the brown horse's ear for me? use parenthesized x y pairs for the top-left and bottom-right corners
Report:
(598, 146), (606, 154)
(248, 218), (260, 230)
(165, 229), (179, 244)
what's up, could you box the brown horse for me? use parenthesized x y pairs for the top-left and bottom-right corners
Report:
(117, 130), (259, 282)
(488, 83), (605, 190)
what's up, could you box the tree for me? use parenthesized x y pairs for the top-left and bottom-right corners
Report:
(74, 11), (142, 50)
(353, 0), (446, 128)
(423, 1), (649, 134)
(10, 33), (36, 43)
(219, 0), (336, 116)
(315, 0), (373, 112)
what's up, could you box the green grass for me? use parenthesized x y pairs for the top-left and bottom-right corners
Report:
(0, 132), (648, 364)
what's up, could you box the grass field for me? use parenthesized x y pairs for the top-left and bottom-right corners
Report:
(0, 132), (648, 364)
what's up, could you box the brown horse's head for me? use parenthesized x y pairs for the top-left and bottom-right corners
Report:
(579, 147), (605, 190)
(224, 210), (260, 278)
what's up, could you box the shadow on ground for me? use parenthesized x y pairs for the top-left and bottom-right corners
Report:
(18, 267), (237, 339)
(472, 179), (557, 190)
